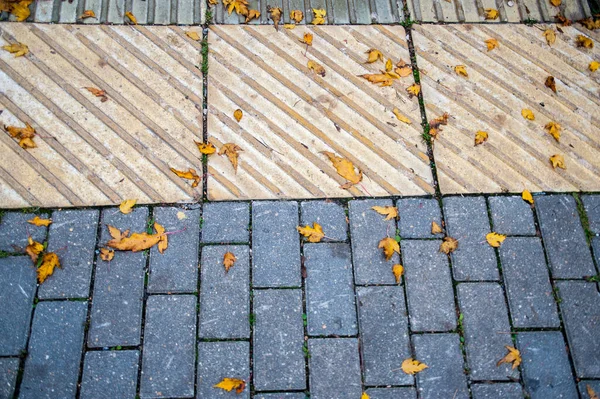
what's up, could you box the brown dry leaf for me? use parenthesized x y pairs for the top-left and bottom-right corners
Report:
(223, 251), (237, 273)
(522, 190), (534, 204)
(360, 73), (393, 87)
(429, 112), (449, 130)
(214, 378), (246, 393)
(170, 167), (201, 187)
(556, 14), (572, 26)
(497, 346), (521, 369)
(401, 358), (428, 375)
(550, 154), (566, 169)
(9, 0), (32, 22)
(84, 87), (108, 102)
(26, 237), (44, 263)
(195, 140), (217, 155)
(321, 151), (363, 189)
(440, 236), (458, 254)
(576, 34), (594, 48)
(545, 76), (557, 93)
(393, 108), (411, 124)
(550, 0), (561, 6)
(484, 8), (499, 19)
(392, 264), (404, 284)
(119, 199), (137, 214)
(590, 61), (600, 72)
(486, 232), (506, 247)
(107, 222), (166, 252)
(290, 9), (304, 23)
(587, 385), (598, 399)
(224, 0), (249, 16)
(544, 29), (556, 45)
(545, 121), (561, 141)
(245, 9), (260, 22)
(234, 108), (243, 122)
(79, 9), (96, 19)
(385, 58), (393, 72)
(474, 130), (488, 146)
(311, 8), (326, 25)
(395, 66), (412, 77)
(371, 206), (398, 220)
(308, 60), (326, 77)
(2, 42), (29, 57)
(297, 223), (325, 243)
(219, 143), (243, 173)
(365, 49), (384, 63)
(267, 5), (282, 30)
(407, 83), (421, 97)
(99, 248), (114, 261)
(125, 11), (137, 24)
(431, 221), (443, 234)
(485, 38), (499, 51)
(37, 252), (60, 283)
(521, 109), (535, 120)
(378, 237), (400, 261)
(28, 216), (52, 226)
(454, 65), (468, 77)
(4, 123), (37, 149)
(185, 31), (201, 41)
(300, 33), (313, 46)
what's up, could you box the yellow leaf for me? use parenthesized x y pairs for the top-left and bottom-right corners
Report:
(233, 108), (243, 122)
(107, 222), (165, 252)
(392, 264), (404, 284)
(224, 0), (249, 16)
(545, 76), (557, 93)
(208, 0), (217, 4)
(267, 5), (282, 29)
(474, 130), (488, 146)
(223, 251), (236, 272)
(484, 8), (499, 19)
(395, 66), (412, 77)
(385, 58), (393, 72)
(549, 154), (566, 169)
(26, 237), (44, 263)
(545, 121), (561, 142)
(99, 248), (114, 261)
(371, 206), (398, 220)
(107, 225), (130, 242)
(589, 61), (599, 72)
(521, 109), (535, 120)
(300, 33), (313, 46)
(79, 9), (96, 19)
(119, 199), (137, 214)
(290, 9), (304, 23)
(214, 377), (245, 393)
(401, 358), (428, 375)
(125, 11), (137, 24)
(522, 190), (534, 204)
(579, 17), (600, 30)
(485, 38), (499, 51)
(10, 0), (32, 22)
(576, 35), (594, 48)
(2, 42), (29, 57)
(360, 73), (393, 87)
(308, 60), (326, 77)
(392, 108), (411, 124)
(218, 143), (243, 173)
(4, 123), (36, 149)
(543, 29), (556, 45)
(454, 65), (468, 77)
(431, 221), (443, 234)
(27, 216), (52, 227)
(170, 167), (201, 187)
(321, 151), (363, 188)
(407, 83), (421, 97)
(311, 8), (326, 25)
(587, 384), (598, 399)
(486, 232), (506, 247)
(245, 9), (260, 23)
(365, 49), (384, 63)
(297, 223), (325, 243)
(440, 236), (458, 254)
(550, 0), (561, 6)
(378, 237), (400, 261)
(156, 221), (168, 256)
(362, 393), (370, 399)
(185, 31), (201, 41)
(283, 24), (296, 29)
(195, 140), (217, 155)
(37, 252), (61, 283)
(497, 346), (521, 369)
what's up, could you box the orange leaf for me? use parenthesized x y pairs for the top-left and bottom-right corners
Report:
(267, 5), (282, 29)
(440, 236), (458, 254)
(454, 65), (468, 77)
(223, 0), (248, 15)
(79, 9), (96, 19)
(549, 154), (566, 169)
(521, 109), (535, 120)
(378, 237), (400, 261)
(365, 49), (384, 63)
(170, 167), (201, 187)
(106, 222), (166, 252)
(321, 151), (363, 189)
(485, 38), (499, 51)
(545, 121), (561, 142)
(99, 248), (114, 261)
(218, 143), (243, 173)
(486, 232), (506, 247)
(185, 30), (201, 41)
(27, 216), (52, 226)
(223, 251), (237, 273)
(431, 221), (443, 234)
(522, 190), (534, 204)
(245, 9), (260, 23)
(308, 60), (326, 77)
(407, 83), (420, 97)
(37, 252), (60, 284)
(290, 9), (304, 23)
(297, 223), (325, 243)
(401, 358), (428, 374)
(484, 8), (499, 19)
(371, 206), (398, 220)
(119, 199), (137, 214)
(474, 131), (488, 146)
(497, 345), (521, 369)
(300, 33), (313, 46)
(392, 264), (404, 284)
(195, 141), (217, 155)
(360, 73), (392, 87)
(25, 237), (44, 263)
(576, 34), (594, 48)
(233, 109), (243, 122)
(125, 11), (138, 24)
(214, 377), (246, 393)
(4, 123), (36, 149)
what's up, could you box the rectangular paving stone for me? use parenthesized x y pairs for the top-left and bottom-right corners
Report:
(356, 286), (411, 386)
(397, 197), (443, 238)
(37, 209), (99, 299)
(201, 202), (249, 243)
(443, 197), (499, 281)
(197, 341), (250, 399)
(536, 195), (596, 278)
(300, 200), (348, 241)
(349, 199), (398, 285)
(80, 350), (139, 399)
(88, 207), (147, 348)
(253, 289), (305, 391)
(254, 394), (306, 399)
(20, 301), (87, 399)
(579, 381), (600, 399)
(308, 338), (361, 399)
(583, 195), (600, 234)
(0, 257), (36, 356)
(148, 206), (200, 293)
(305, 243), (356, 336)
(471, 383), (524, 399)
(252, 201), (301, 287)
(499, 237), (559, 328)
(457, 283), (518, 381)
(0, 358), (19, 399)
(0, 212), (48, 252)
(140, 295), (196, 398)
(517, 332), (577, 399)
(413, 334), (469, 399)
(365, 388), (417, 399)
(402, 240), (457, 331)
(199, 245), (249, 339)
(556, 281), (600, 378)
(488, 196), (536, 236)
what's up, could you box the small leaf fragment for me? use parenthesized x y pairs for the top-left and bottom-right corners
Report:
(521, 109), (535, 120)
(576, 34), (594, 48)
(407, 83), (421, 97)
(283, 24), (296, 29)
(300, 33), (313, 46)
(474, 130), (488, 146)
(297, 223), (325, 243)
(545, 121), (561, 142)
(486, 232), (506, 247)
(99, 248), (114, 261)
(170, 167), (201, 187)
(549, 154), (566, 169)
(185, 31), (201, 41)
(125, 11), (138, 24)
(245, 9), (260, 23)
(485, 38), (499, 51)
(522, 190), (534, 204)
(214, 377), (246, 393)
(362, 393), (370, 399)
(497, 346), (521, 369)
(431, 221), (443, 234)
(395, 65), (412, 77)
(195, 140), (217, 155)
(401, 358), (428, 375)
(26, 237), (44, 263)
(79, 9), (96, 19)
(267, 5), (282, 30)
(84, 87), (108, 102)
(587, 384), (598, 399)
(454, 65), (468, 77)
(223, 251), (237, 273)
(590, 61), (600, 72)
(484, 8), (499, 19)
(156, 223), (168, 254)
(219, 143), (243, 173)
(290, 9), (304, 23)
(234, 109), (243, 122)
(311, 8), (326, 25)
(119, 199), (137, 214)
(371, 206), (398, 220)
(545, 76), (557, 93)
(321, 151), (363, 188)
(385, 58), (393, 72)
(392, 264), (404, 284)
(440, 236), (458, 254)
(392, 108), (411, 124)
(543, 29), (556, 45)
(378, 237), (400, 261)
(365, 49), (384, 63)
(550, 0), (561, 6)
(308, 60), (326, 77)
(223, 0), (249, 15)
(2, 42), (29, 57)
(28, 216), (52, 226)
(37, 252), (60, 284)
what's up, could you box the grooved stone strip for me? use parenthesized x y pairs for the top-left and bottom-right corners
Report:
(80, 351), (140, 399)
(0, 358), (19, 399)
(0, 212), (48, 252)
(197, 341), (250, 399)
(20, 301), (88, 399)
(308, 338), (362, 399)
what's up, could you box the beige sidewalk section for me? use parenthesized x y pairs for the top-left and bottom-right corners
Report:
(413, 24), (600, 194)
(0, 23), (204, 208)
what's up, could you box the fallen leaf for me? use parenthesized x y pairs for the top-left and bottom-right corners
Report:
(185, 31), (201, 41)
(79, 9), (96, 19)
(300, 33), (313, 46)
(484, 8), (499, 19)
(485, 38), (499, 51)
(486, 232), (506, 247)
(26, 237), (44, 263)
(267, 5), (282, 30)
(360, 73), (392, 87)
(395, 66), (412, 77)
(170, 167), (201, 187)
(308, 60), (326, 77)
(99, 248), (114, 261)
(297, 223), (325, 243)
(385, 59), (393, 72)
(119, 199), (137, 214)
(223, 251), (237, 272)
(283, 23), (296, 29)
(312, 8), (326, 25)
(365, 49), (384, 63)
(234, 109), (243, 122)
(549, 154), (566, 169)
(587, 384), (598, 399)
(27, 216), (52, 226)
(125, 11), (137, 24)
(195, 140), (217, 155)
(321, 151), (363, 188)
(407, 83), (421, 97)
(550, 0), (561, 6)
(214, 378), (245, 393)
(555, 13), (572, 26)
(579, 17), (600, 30)
(545, 121), (561, 141)
(429, 112), (449, 130)
(474, 130), (488, 146)
(521, 109), (535, 120)
(454, 65), (468, 77)
(37, 252), (61, 283)
(2, 42), (29, 57)
(107, 222), (166, 252)
(155, 223), (168, 254)
(545, 76), (557, 93)
(245, 9), (260, 23)
(208, 0), (217, 4)
(576, 35), (594, 48)
(431, 221), (443, 234)
(497, 346), (521, 369)
(4, 123), (36, 149)
(543, 29), (556, 45)
(219, 143), (243, 173)
(224, 0), (248, 16)
(177, 211), (186, 220)
(378, 237), (400, 261)
(392, 108), (411, 124)
(392, 264), (404, 283)
(84, 87), (108, 102)
(8, 0), (32, 22)
(372, 206), (398, 220)
(401, 358), (428, 374)
(362, 393), (370, 399)
(590, 61), (600, 72)
(108, 225), (130, 242)
(522, 190), (534, 204)
(290, 9), (303, 23)
(440, 236), (458, 254)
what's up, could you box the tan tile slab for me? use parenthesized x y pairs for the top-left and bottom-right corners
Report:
(0, 23), (204, 208)
(412, 24), (600, 194)
(207, 25), (434, 200)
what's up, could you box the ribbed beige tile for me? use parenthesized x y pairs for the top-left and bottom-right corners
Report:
(207, 25), (434, 200)
(0, 23), (204, 208)
(413, 24), (600, 194)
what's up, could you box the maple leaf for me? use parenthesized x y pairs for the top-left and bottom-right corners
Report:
(224, 0), (249, 16)
(454, 65), (468, 77)
(440, 236), (458, 254)
(99, 248), (114, 261)
(365, 49), (384, 63)
(219, 143), (243, 173)
(590, 61), (599, 72)
(79, 9), (96, 19)
(119, 199), (137, 214)
(4, 123), (36, 149)
(521, 109), (535, 120)
(474, 130), (488, 146)
(300, 33), (313, 46)
(290, 9), (303, 23)
(195, 141), (217, 155)
(576, 34), (593, 48)
(395, 66), (412, 77)
(431, 221), (443, 234)
(214, 378), (245, 393)
(170, 167), (201, 187)
(378, 237), (400, 261)
(497, 345), (521, 369)
(485, 38), (499, 51)
(550, 0), (561, 6)
(545, 121), (561, 141)
(297, 223), (325, 243)
(185, 31), (201, 41)
(545, 76), (557, 93)
(125, 11), (137, 24)
(549, 154), (566, 169)
(2, 42), (29, 57)
(233, 109), (243, 122)
(393, 108), (411, 124)
(37, 252), (60, 283)
(360, 73), (392, 87)
(312, 8), (326, 25)
(484, 8), (499, 19)
(486, 232), (506, 247)
(588, 384), (599, 399)
(522, 190), (534, 204)
(543, 29), (556, 45)
(28, 216), (52, 226)
(84, 87), (108, 102)
(9, 0), (32, 22)
(392, 264), (404, 284)
(371, 206), (398, 220)
(308, 60), (326, 77)
(407, 83), (420, 97)
(401, 358), (428, 374)
(267, 5), (282, 30)
(223, 252), (237, 273)
(362, 393), (370, 399)
(321, 151), (363, 189)
(107, 222), (166, 252)
(26, 237), (44, 263)
(245, 9), (260, 23)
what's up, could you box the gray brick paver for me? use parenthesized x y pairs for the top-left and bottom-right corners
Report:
(582, 195), (600, 234)
(300, 201), (348, 241)
(197, 341), (249, 399)
(80, 350), (139, 399)
(396, 197), (443, 239)
(488, 196), (536, 236)
(254, 394), (307, 399)
(308, 338), (361, 399)
(201, 202), (249, 243)
(365, 388), (417, 399)
(0, 212), (48, 252)
(0, 358), (19, 399)
(471, 383), (524, 398)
